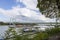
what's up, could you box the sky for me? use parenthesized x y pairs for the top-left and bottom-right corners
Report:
(0, 0), (55, 22)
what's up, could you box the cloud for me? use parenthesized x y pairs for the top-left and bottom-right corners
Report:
(0, 0), (50, 22)
(16, 0), (38, 10)
(19, 8), (49, 21)
(15, 0), (49, 21)
(0, 7), (20, 17)
(0, 5), (48, 22)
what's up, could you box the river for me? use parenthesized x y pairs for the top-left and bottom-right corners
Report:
(0, 25), (9, 39)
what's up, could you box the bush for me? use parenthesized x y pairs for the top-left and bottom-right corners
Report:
(45, 27), (60, 36)
(33, 33), (49, 40)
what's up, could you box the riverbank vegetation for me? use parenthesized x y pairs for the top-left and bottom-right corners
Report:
(0, 22), (37, 25)
(3, 26), (60, 40)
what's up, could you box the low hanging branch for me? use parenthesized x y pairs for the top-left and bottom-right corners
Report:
(56, 0), (60, 9)
(37, 0), (60, 18)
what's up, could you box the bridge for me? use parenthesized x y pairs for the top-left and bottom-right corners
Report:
(37, 22), (60, 26)
(9, 22), (60, 28)
(14, 22), (60, 26)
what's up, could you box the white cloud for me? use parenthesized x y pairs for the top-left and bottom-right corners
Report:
(15, 0), (49, 21)
(0, 6), (49, 21)
(0, 8), (20, 17)
(17, 0), (39, 10)
(0, 0), (50, 22)
(19, 8), (48, 21)
(13, 6), (48, 20)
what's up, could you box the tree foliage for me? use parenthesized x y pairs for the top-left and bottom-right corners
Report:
(37, 0), (60, 18)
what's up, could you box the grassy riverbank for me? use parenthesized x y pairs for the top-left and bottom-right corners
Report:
(3, 26), (60, 40)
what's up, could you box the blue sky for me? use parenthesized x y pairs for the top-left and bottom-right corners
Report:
(0, 0), (55, 22)
(0, 0), (17, 10)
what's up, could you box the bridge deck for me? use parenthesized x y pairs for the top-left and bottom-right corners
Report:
(37, 22), (60, 26)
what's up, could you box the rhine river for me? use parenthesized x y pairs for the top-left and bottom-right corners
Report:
(0, 26), (9, 39)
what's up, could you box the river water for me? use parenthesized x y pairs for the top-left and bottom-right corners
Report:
(0, 25), (9, 39)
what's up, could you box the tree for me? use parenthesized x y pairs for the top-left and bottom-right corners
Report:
(37, 0), (60, 27)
